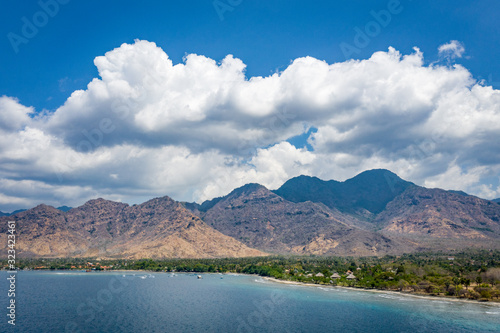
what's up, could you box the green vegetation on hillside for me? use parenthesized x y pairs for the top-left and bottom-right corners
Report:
(272, 169), (413, 215)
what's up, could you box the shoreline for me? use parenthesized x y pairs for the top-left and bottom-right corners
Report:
(11, 269), (500, 305)
(261, 276), (500, 306)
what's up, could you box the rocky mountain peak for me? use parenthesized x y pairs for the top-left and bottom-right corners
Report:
(273, 169), (414, 216)
(228, 183), (269, 197)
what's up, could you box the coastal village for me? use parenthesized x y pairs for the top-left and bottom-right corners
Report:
(6, 250), (500, 302)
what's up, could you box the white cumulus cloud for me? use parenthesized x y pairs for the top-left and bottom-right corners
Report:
(1, 40), (500, 211)
(438, 40), (466, 59)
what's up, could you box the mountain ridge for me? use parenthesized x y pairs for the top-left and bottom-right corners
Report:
(2, 169), (500, 258)
(196, 182), (412, 256)
(272, 169), (415, 219)
(0, 195), (266, 259)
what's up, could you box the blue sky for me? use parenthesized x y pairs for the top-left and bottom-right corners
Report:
(1, 0), (500, 211)
(2, 0), (499, 111)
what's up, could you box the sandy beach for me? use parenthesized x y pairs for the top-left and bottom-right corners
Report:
(261, 276), (500, 306)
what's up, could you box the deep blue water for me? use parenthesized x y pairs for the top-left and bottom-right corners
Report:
(1, 271), (499, 332)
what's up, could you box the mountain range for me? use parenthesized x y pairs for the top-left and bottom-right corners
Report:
(0, 206), (71, 217)
(0, 197), (263, 259)
(2, 169), (500, 259)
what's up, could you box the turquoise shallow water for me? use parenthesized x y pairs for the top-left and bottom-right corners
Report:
(1, 271), (499, 332)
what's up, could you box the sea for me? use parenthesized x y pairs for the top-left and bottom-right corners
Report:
(1, 271), (499, 333)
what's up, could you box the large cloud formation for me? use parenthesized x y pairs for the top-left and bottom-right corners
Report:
(1, 40), (499, 211)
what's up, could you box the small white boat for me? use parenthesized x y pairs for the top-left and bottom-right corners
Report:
(197, 275), (202, 279)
